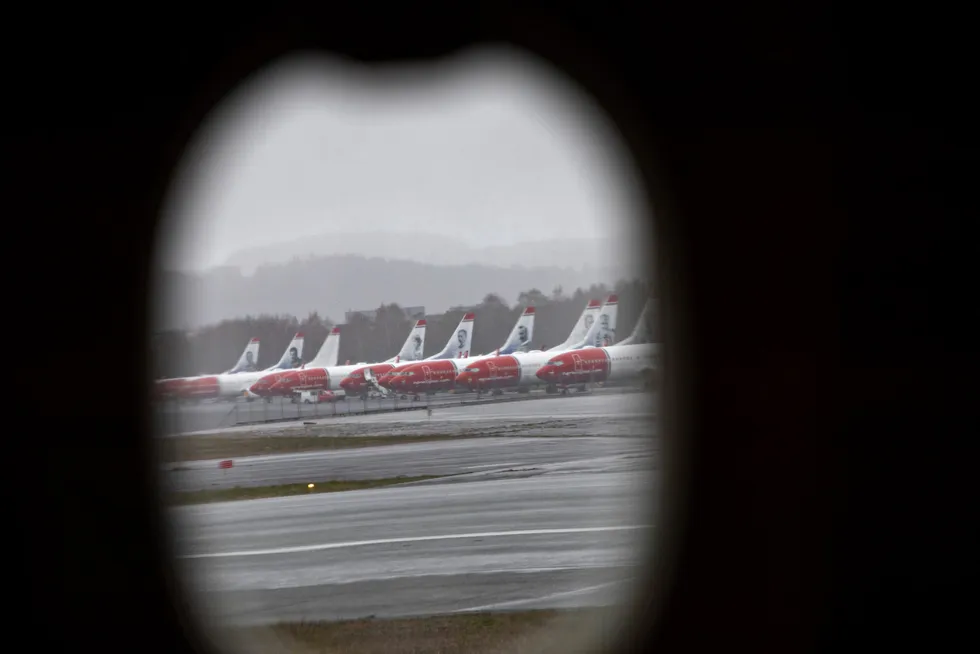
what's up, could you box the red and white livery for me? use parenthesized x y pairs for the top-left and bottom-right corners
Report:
(253, 319), (428, 398)
(534, 342), (661, 393)
(155, 336), (261, 399)
(454, 295), (620, 394)
(372, 312), (477, 391)
(177, 332), (305, 400)
(385, 307), (535, 396)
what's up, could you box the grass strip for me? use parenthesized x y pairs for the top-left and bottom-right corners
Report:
(159, 434), (474, 464)
(229, 607), (624, 654)
(168, 475), (444, 505)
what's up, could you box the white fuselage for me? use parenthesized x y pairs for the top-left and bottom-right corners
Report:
(600, 343), (661, 381)
(320, 364), (362, 390)
(513, 350), (556, 385)
(216, 368), (284, 397)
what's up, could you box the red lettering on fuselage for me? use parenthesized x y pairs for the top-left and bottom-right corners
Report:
(401, 361), (460, 392)
(555, 349), (609, 385)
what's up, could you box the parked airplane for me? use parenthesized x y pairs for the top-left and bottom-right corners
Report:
(369, 312), (476, 391)
(333, 319), (428, 397)
(251, 319), (428, 398)
(534, 341), (661, 393)
(348, 300), (602, 395)
(453, 295), (620, 395)
(154, 337), (260, 399)
(244, 326), (342, 401)
(385, 307), (534, 397)
(175, 332), (305, 400)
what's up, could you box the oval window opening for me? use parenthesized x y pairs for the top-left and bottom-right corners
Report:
(151, 45), (662, 654)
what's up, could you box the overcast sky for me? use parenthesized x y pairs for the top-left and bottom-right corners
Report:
(157, 45), (651, 273)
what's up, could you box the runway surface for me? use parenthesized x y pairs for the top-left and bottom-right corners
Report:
(155, 385), (653, 436)
(166, 388), (659, 626)
(172, 469), (656, 625)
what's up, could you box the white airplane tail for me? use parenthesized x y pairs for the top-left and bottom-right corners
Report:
(308, 326), (341, 368)
(388, 319), (426, 363)
(496, 306), (535, 355)
(573, 294), (619, 349)
(547, 299), (602, 351)
(616, 299), (654, 345)
(427, 312), (475, 360)
(266, 332), (305, 371)
(223, 337), (260, 373)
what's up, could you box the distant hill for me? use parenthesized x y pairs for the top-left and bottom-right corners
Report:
(154, 253), (643, 330)
(218, 231), (633, 276)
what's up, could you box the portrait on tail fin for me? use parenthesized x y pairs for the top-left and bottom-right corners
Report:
(457, 329), (468, 350)
(288, 347), (301, 368)
(243, 350), (256, 371)
(595, 313), (615, 347)
(517, 325), (530, 350)
(412, 334), (423, 360)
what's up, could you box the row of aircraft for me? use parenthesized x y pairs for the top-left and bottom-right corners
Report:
(155, 294), (660, 402)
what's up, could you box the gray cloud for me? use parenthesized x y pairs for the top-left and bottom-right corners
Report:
(158, 46), (651, 277)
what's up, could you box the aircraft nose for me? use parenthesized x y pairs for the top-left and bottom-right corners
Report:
(536, 366), (554, 382)
(339, 376), (353, 390)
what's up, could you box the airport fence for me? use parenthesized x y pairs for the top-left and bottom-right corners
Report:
(156, 381), (648, 435)
(219, 389), (538, 427)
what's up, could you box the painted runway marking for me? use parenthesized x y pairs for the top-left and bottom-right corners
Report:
(452, 580), (626, 613)
(178, 525), (652, 560)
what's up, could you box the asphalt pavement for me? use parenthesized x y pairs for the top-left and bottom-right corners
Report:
(171, 469), (656, 625)
(163, 385), (659, 627)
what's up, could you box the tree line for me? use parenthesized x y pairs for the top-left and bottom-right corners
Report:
(151, 278), (656, 378)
